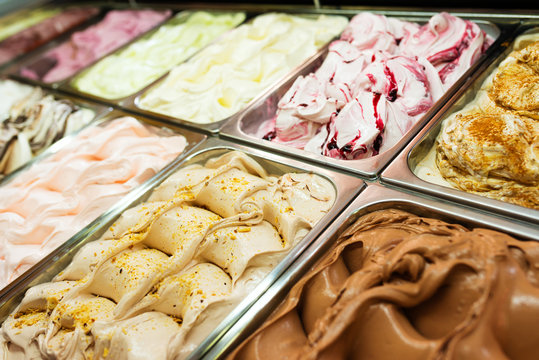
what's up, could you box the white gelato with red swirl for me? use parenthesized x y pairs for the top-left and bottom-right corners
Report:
(261, 12), (492, 160)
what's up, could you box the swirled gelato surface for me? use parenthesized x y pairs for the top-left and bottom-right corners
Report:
(415, 32), (539, 209)
(0, 151), (336, 360)
(0, 79), (95, 178)
(0, 116), (187, 290)
(227, 208), (539, 360)
(71, 11), (245, 100)
(0, 7), (99, 65)
(19, 9), (171, 83)
(138, 12), (348, 124)
(258, 12), (492, 160)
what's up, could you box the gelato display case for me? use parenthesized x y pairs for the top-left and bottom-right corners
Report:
(0, 1), (537, 359)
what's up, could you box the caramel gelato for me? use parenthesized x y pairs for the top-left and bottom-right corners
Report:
(0, 151), (336, 360)
(227, 209), (539, 360)
(415, 33), (539, 209)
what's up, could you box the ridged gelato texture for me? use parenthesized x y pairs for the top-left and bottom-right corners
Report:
(0, 7), (61, 41)
(259, 12), (492, 160)
(0, 151), (336, 360)
(138, 13), (348, 124)
(0, 7), (99, 65)
(19, 9), (171, 83)
(71, 11), (246, 100)
(0, 79), (95, 179)
(0, 116), (187, 290)
(416, 32), (539, 209)
(228, 209), (539, 360)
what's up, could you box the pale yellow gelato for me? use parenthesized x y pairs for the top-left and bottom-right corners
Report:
(138, 12), (348, 124)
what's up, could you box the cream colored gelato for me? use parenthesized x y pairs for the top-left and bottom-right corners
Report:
(138, 12), (348, 124)
(71, 11), (245, 100)
(0, 151), (336, 360)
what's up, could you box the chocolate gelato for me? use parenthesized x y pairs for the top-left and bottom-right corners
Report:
(228, 209), (539, 360)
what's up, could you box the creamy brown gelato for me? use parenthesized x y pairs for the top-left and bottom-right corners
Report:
(433, 36), (539, 209)
(227, 209), (539, 360)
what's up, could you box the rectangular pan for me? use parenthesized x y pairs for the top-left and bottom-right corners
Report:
(218, 12), (513, 180)
(381, 25), (539, 225)
(2, 5), (173, 90)
(0, 136), (365, 359)
(120, 12), (349, 135)
(0, 107), (207, 296)
(202, 181), (539, 360)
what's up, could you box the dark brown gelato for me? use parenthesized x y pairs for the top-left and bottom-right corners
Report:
(227, 209), (539, 360)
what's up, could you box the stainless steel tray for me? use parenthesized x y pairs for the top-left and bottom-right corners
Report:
(202, 181), (539, 360)
(2, 5), (173, 89)
(0, 136), (365, 360)
(381, 25), (539, 225)
(219, 12), (512, 180)
(121, 12), (349, 135)
(0, 107), (207, 295)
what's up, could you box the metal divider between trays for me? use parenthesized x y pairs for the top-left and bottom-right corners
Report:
(0, 136), (364, 360)
(201, 181), (539, 360)
(380, 24), (539, 226)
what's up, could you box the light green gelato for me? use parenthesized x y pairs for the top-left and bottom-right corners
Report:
(0, 7), (61, 41)
(70, 11), (246, 100)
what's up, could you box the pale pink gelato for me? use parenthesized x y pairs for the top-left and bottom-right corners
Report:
(261, 12), (492, 160)
(20, 9), (171, 83)
(0, 116), (187, 289)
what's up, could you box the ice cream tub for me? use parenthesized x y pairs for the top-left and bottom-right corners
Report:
(122, 12), (350, 135)
(4, 6), (173, 89)
(202, 182), (539, 360)
(0, 76), (111, 181)
(0, 136), (364, 360)
(381, 25), (539, 225)
(56, 10), (248, 108)
(218, 11), (512, 180)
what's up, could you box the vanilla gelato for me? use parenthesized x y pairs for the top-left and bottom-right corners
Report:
(138, 12), (348, 124)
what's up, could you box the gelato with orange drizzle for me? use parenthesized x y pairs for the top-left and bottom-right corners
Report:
(0, 151), (336, 360)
